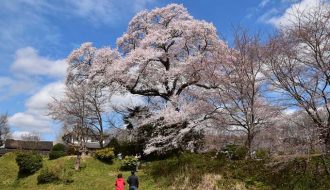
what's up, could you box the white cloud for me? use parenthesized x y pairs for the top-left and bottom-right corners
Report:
(9, 112), (51, 133)
(26, 82), (66, 114)
(259, 0), (271, 7)
(11, 47), (67, 78)
(8, 81), (66, 138)
(0, 47), (67, 100)
(110, 93), (145, 109)
(266, 0), (329, 27)
(258, 8), (279, 23)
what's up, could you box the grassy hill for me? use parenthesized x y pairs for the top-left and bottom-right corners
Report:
(0, 152), (158, 190)
(0, 152), (330, 190)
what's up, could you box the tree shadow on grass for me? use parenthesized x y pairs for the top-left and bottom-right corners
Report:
(17, 171), (35, 179)
(97, 158), (114, 165)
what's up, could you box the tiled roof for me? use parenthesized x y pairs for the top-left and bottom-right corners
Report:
(5, 139), (53, 151)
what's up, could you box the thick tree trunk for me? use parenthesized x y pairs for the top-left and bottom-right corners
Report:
(323, 128), (330, 155)
(75, 141), (87, 170)
(245, 130), (253, 159)
(75, 153), (81, 170)
(99, 134), (104, 148)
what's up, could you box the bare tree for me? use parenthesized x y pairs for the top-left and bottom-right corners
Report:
(207, 30), (280, 155)
(20, 131), (40, 141)
(48, 84), (90, 170)
(66, 43), (119, 148)
(85, 83), (109, 148)
(0, 113), (10, 146)
(265, 3), (330, 154)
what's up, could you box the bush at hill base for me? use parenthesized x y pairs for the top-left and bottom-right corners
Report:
(16, 152), (43, 177)
(37, 161), (73, 184)
(222, 144), (248, 160)
(120, 156), (139, 171)
(49, 143), (67, 160)
(94, 148), (115, 163)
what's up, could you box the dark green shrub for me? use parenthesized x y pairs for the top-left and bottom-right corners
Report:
(52, 143), (66, 151)
(16, 152), (43, 177)
(119, 141), (141, 157)
(37, 168), (59, 184)
(49, 143), (67, 160)
(95, 148), (115, 163)
(49, 151), (66, 160)
(222, 144), (248, 160)
(120, 156), (138, 171)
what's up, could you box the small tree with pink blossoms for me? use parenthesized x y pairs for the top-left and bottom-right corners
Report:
(66, 43), (121, 148)
(49, 43), (121, 169)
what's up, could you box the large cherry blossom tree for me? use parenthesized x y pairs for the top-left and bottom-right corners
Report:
(60, 4), (230, 155)
(105, 4), (229, 154)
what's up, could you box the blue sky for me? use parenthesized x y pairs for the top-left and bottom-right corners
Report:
(0, 0), (320, 140)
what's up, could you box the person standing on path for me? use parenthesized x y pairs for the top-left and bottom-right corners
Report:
(127, 171), (139, 190)
(115, 173), (125, 190)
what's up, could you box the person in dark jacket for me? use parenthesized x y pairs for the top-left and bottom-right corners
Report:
(127, 171), (139, 190)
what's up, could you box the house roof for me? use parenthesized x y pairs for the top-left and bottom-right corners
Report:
(5, 139), (53, 151)
(85, 142), (102, 149)
(62, 129), (110, 138)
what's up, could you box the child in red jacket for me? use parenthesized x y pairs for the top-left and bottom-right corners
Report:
(115, 173), (125, 190)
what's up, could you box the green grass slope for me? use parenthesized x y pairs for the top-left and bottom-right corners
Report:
(145, 153), (330, 190)
(0, 153), (158, 190)
(1, 152), (329, 190)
